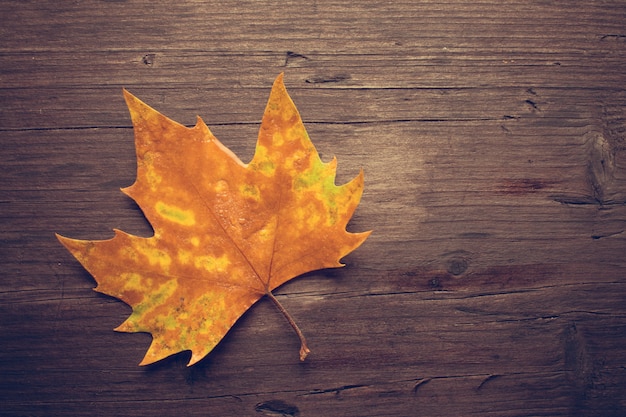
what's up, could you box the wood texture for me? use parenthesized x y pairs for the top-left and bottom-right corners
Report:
(1, 1), (625, 416)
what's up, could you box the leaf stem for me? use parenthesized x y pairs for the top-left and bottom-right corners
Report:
(266, 291), (310, 361)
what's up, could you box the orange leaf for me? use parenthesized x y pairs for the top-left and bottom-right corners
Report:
(56, 74), (370, 366)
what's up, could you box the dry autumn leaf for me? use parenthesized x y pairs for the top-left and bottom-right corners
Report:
(56, 74), (370, 366)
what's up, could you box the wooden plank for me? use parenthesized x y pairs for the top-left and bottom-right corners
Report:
(1, 0), (625, 416)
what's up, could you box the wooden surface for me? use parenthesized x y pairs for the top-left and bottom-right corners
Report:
(2, 1), (625, 416)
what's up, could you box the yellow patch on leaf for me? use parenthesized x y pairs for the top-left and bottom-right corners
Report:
(56, 74), (370, 366)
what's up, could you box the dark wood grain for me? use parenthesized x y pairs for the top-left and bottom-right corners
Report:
(1, 1), (625, 416)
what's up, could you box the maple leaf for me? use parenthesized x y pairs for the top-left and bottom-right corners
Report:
(56, 74), (370, 366)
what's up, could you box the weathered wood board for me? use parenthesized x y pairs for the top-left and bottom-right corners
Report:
(1, 1), (625, 416)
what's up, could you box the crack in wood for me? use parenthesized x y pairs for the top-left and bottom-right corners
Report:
(301, 384), (368, 396)
(411, 378), (432, 394)
(284, 51), (309, 67)
(591, 229), (625, 240)
(255, 399), (299, 416)
(305, 74), (351, 84)
(551, 195), (626, 206)
(476, 374), (502, 391)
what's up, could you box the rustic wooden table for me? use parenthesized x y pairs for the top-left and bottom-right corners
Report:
(2, 1), (625, 416)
